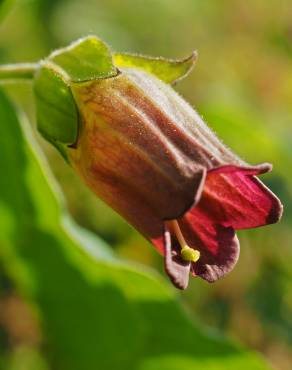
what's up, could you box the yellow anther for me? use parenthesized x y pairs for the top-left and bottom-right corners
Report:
(168, 220), (200, 263)
(181, 246), (200, 262)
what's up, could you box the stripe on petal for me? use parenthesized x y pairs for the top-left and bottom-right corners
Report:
(200, 164), (283, 229)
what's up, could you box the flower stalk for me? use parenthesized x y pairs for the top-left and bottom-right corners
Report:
(0, 63), (38, 82)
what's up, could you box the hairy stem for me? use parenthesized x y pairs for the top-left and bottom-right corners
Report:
(0, 63), (38, 82)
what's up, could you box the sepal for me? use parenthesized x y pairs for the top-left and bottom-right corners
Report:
(34, 62), (78, 148)
(49, 36), (117, 82)
(113, 51), (197, 84)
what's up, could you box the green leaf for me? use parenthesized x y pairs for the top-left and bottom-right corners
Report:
(0, 88), (272, 370)
(113, 51), (197, 84)
(34, 63), (78, 149)
(49, 36), (117, 82)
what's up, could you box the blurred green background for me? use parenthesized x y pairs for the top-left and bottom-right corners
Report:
(0, 0), (291, 369)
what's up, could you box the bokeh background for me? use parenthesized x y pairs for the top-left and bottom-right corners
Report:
(0, 0), (292, 369)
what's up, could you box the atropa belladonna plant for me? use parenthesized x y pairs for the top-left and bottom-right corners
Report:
(0, 36), (283, 289)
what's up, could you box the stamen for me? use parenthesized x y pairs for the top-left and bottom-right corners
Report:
(168, 220), (200, 262)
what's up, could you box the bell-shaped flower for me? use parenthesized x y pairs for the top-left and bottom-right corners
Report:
(34, 37), (283, 289)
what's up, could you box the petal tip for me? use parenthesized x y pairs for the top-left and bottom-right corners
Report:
(267, 196), (284, 225)
(255, 162), (273, 174)
(165, 264), (189, 290)
(193, 230), (240, 283)
(163, 227), (191, 289)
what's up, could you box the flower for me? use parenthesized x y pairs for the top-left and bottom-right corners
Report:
(68, 67), (283, 289)
(34, 36), (283, 289)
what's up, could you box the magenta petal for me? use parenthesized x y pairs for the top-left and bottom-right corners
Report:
(208, 162), (273, 176)
(174, 163), (282, 282)
(163, 226), (191, 289)
(152, 163), (282, 286)
(179, 213), (240, 282)
(191, 227), (240, 282)
(201, 164), (283, 229)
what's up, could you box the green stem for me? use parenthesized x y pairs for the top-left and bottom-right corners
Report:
(0, 63), (38, 82)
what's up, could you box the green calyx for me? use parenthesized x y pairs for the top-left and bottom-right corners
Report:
(33, 35), (197, 157)
(48, 36), (118, 82)
(34, 64), (78, 154)
(113, 51), (197, 84)
(34, 36), (118, 155)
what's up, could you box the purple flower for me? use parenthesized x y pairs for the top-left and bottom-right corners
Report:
(68, 66), (282, 289)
